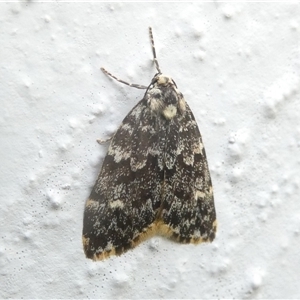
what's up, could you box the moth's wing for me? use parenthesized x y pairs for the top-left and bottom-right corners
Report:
(160, 103), (217, 243)
(82, 100), (164, 261)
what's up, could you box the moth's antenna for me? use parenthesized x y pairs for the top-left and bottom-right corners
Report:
(149, 27), (162, 74)
(101, 68), (147, 90)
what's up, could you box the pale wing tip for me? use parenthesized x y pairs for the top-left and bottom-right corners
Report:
(83, 219), (217, 260)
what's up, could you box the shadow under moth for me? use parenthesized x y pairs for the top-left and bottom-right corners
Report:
(82, 27), (217, 261)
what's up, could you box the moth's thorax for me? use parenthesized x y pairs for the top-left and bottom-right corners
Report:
(146, 74), (186, 120)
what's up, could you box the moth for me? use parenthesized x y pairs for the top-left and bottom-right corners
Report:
(82, 27), (217, 261)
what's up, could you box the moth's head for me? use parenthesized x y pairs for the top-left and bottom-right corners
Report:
(152, 74), (178, 88)
(146, 73), (186, 120)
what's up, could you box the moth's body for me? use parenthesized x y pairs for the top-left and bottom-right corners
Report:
(83, 74), (216, 261)
(146, 74), (185, 120)
(82, 28), (216, 261)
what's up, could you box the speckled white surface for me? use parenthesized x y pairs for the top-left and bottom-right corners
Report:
(1, 2), (300, 299)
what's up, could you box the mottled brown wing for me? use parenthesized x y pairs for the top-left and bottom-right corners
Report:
(160, 103), (217, 244)
(82, 99), (165, 261)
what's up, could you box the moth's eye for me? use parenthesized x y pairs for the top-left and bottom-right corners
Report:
(151, 78), (158, 86)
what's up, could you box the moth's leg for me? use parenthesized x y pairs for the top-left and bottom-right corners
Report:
(97, 136), (113, 145)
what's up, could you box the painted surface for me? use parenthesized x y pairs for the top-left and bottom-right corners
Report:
(1, 2), (300, 298)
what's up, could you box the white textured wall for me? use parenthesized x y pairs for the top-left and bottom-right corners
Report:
(1, 2), (300, 298)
